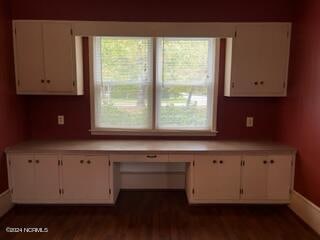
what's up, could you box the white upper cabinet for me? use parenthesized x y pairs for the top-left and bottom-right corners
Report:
(225, 23), (291, 97)
(13, 21), (83, 95)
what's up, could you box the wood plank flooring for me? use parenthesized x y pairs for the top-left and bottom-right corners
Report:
(0, 191), (319, 240)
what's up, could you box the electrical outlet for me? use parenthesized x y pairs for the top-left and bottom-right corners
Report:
(246, 117), (254, 128)
(58, 115), (64, 125)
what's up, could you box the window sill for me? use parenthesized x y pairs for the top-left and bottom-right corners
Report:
(89, 129), (218, 137)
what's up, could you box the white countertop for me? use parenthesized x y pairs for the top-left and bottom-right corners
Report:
(5, 140), (296, 154)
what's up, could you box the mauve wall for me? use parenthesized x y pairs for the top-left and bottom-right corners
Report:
(10, 0), (293, 141)
(276, 0), (320, 206)
(11, 0), (293, 22)
(26, 39), (279, 140)
(0, 0), (27, 193)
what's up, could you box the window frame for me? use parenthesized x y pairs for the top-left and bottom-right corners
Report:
(89, 37), (220, 136)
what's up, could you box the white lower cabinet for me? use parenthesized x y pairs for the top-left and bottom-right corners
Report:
(194, 155), (241, 200)
(190, 153), (293, 203)
(61, 154), (110, 203)
(241, 154), (293, 201)
(8, 151), (294, 205)
(9, 154), (60, 203)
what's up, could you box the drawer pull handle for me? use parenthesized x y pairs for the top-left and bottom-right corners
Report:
(87, 160), (91, 164)
(263, 160), (268, 164)
(212, 160), (217, 164)
(80, 160), (84, 164)
(219, 160), (224, 164)
(146, 155), (157, 158)
(28, 160), (32, 163)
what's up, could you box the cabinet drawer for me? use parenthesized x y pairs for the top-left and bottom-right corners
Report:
(169, 154), (193, 162)
(110, 153), (169, 162)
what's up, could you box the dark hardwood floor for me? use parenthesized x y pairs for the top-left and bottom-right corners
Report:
(0, 191), (319, 240)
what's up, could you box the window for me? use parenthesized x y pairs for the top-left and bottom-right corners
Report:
(91, 37), (218, 135)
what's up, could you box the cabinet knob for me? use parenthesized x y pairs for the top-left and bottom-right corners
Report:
(270, 160), (274, 164)
(46, 80), (51, 84)
(212, 160), (217, 164)
(80, 160), (84, 164)
(87, 160), (91, 164)
(35, 160), (40, 164)
(41, 79), (45, 83)
(254, 81), (258, 85)
(263, 160), (268, 164)
(260, 81), (264, 85)
(28, 159), (32, 163)
(219, 160), (224, 164)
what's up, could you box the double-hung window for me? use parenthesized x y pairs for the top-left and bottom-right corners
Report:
(91, 36), (218, 135)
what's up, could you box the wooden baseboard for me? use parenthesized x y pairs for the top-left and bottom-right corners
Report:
(290, 190), (320, 235)
(0, 190), (13, 218)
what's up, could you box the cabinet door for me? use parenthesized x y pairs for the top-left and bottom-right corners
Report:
(10, 154), (35, 201)
(242, 155), (268, 200)
(230, 25), (263, 95)
(194, 155), (219, 200)
(194, 155), (241, 200)
(257, 24), (290, 95)
(86, 155), (109, 200)
(61, 155), (87, 201)
(14, 22), (45, 93)
(216, 155), (241, 200)
(43, 23), (75, 93)
(34, 154), (60, 202)
(267, 155), (292, 200)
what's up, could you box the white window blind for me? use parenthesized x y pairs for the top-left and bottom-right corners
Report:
(92, 36), (217, 134)
(93, 37), (153, 129)
(156, 38), (215, 130)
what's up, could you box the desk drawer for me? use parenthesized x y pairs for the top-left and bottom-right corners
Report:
(110, 153), (169, 162)
(169, 154), (194, 162)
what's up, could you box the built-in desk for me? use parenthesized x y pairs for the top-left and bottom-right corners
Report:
(6, 140), (296, 205)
